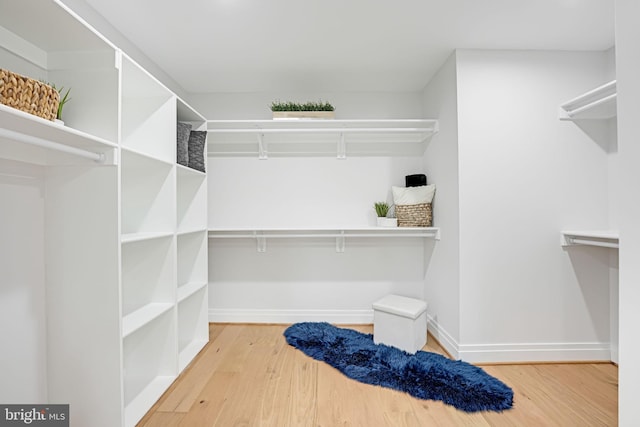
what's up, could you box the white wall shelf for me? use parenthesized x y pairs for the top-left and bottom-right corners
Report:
(0, 104), (117, 166)
(177, 232), (208, 286)
(209, 226), (440, 253)
(177, 281), (208, 303)
(122, 303), (174, 338)
(207, 119), (439, 158)
(121, 231), (175, 244)
(561, 230), (619, 249)
(559, 80), (617, 120)
(177, 287), (208, 371)
(176, 166), (207, 233)
(121, 237), (174, 318)
(123, 310), (176, 427)
(120, 148), (175, 235)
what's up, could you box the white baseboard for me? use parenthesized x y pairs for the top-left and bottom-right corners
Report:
(427, 315), (611, 363)
(457, 342), (612, 364)
(426, 315), (460, 359)
(211, 309), (612, 363)
(209, 308), (374, 324)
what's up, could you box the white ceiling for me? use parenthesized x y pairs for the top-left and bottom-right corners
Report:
(84, 0), (615, 94)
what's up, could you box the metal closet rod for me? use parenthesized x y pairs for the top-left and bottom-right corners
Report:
(207, 127), (435, 133)
(0, 128), (105, 163)
(566, 237), (619, 249)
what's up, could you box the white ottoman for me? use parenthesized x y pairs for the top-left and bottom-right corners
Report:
(373, 294), (427, 354)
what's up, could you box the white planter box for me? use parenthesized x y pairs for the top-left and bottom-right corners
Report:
(376, 217), (398, 227)
(272, 111), (335, 120)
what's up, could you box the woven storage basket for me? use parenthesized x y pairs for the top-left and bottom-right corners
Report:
(0, 69), (60, 121)
(396, 203), (432, 227)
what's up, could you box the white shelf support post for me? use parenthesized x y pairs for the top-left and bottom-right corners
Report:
(337, 132), (346, 159)
(335, 230), (345, 253)
(254, 231), (267, 252)
(257, 133), (267, 160)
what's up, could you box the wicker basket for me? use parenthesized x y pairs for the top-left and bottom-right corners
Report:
(396, 203), (432, 227)
(0, 69), (60, 121)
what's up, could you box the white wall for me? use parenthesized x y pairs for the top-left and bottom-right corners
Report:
(421, 52), (461, 356)
(208, 157), (424, 228)
(615, 0), (640, 424)
(207, 155), (430, 323)
(454, 50), (614, 362)
(0, 159), (47, 402)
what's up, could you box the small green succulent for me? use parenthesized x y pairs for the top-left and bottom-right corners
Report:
(374, 202), (390, 217)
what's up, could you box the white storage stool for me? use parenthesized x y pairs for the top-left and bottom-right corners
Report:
(372, 294), (427, 354)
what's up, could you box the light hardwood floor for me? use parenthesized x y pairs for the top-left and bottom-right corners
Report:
(138, 323), (618, 426)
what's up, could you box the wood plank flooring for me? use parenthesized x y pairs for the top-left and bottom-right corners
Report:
(138, 324), (618, 426)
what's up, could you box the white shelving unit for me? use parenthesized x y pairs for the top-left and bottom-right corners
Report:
(209, 226), (441, 252)
(0, 2), (209, 426)
(559, 81), (619, 251)
(559, 79), (619, 365)
(561, 230), (619, 249)
(559, 80), (617, 120)
(119, 56), (178, 426)
(207, 119), (439, 158)
(122, 311), (176, 426)
(175, 99), (209, 374)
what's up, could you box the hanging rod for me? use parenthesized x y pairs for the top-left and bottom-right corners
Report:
(208, 127), (435, 134)
(564, 237), (619, 249)
(211, 233), (437, 239)
(561, 231), (619, 249)
(0, 128), (105, 163)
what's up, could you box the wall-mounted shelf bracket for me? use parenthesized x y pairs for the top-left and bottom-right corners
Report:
(256, 231), (267, 252)
(337, 133), (346, 159)
(257, 133), (267, 159)
(336, 230), (346, 252)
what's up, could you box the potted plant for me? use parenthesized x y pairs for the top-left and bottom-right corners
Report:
(54, 86), (71, 124)
(42, 82), (71, 125)
(374, 202), (397, 227)
(270, 100), (335, 119)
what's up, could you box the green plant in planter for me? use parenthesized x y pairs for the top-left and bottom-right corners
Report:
(374, 201), (390, 218)
(270, 100), (335, 112)
(54, 86), (71, 120)
(38, 81), (71, 121)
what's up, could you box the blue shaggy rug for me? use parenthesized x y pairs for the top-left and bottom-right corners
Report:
(284, 322), (513, 413)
